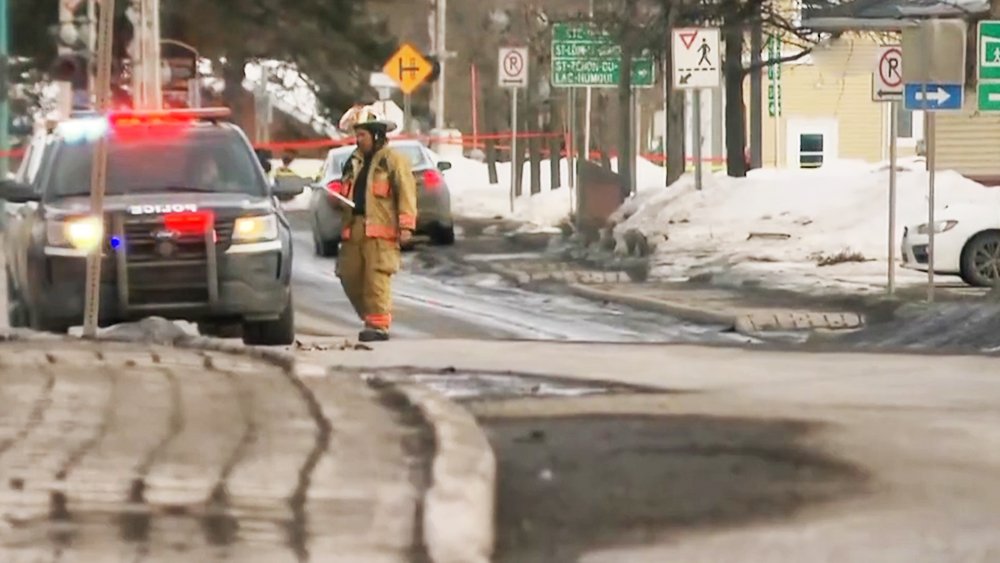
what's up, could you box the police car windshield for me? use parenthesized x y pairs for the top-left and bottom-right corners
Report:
(45, 129), (267, 199)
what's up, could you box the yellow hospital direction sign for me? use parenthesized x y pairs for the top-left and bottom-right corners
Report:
(383, 44), (433, 95)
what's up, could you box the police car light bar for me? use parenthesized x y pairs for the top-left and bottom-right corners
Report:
(108, 107), (232, 126)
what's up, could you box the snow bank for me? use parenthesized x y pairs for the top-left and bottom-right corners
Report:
(611, 157), (1000, 292)
(442, 154), (666, 229)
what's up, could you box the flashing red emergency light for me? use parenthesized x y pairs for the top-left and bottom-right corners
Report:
(164, 210), (215, 236)
(108, 107), (232, 127)
(422, 169), (443, 192)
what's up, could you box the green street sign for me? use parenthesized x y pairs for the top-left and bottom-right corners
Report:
(551, 22), (655, 88)
(768, 83), (782, 117)
(979, 21), (1000, 81)
(978, 82), (1000, 111)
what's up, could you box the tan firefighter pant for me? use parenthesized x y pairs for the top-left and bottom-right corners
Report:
(336, 216), (401, 330)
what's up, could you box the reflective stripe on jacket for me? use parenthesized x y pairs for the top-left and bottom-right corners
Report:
(337, 145), (418, 241)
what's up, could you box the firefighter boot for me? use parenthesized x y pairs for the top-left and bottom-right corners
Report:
(358, 327), (390, 342)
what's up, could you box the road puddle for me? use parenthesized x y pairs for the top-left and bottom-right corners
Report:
(367, 370), (653, 401)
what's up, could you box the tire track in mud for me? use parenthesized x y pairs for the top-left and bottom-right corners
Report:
(275, 357), (332, 562)
(0, 363), (56, 462)
(200, 354), (259, 548)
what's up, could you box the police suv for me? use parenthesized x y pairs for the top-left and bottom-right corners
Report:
(0, 108), (302, 345)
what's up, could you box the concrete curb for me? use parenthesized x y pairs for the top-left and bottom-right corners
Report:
(396, 383), (496, 563)
(485, 261), (737, 327)
(566, 283), (738, 327)
(485, 263), (868, 335)
(93, 321), (494, 562)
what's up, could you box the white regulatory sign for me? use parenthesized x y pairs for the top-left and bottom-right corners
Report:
(499, 47), (529, 89)
(873, 45), (903, 102)
(672, 27), (721, 89)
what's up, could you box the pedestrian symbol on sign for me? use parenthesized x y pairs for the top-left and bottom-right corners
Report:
(983, 37), (1000, 67)
(698, 39), (712, 66)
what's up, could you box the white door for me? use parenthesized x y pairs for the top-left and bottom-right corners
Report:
(785, 118), (839, 169)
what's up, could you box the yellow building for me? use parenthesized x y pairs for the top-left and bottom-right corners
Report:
(757, 35), (922, 170)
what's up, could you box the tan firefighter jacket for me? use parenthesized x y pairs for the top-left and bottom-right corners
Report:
(334, 145), (418, 242)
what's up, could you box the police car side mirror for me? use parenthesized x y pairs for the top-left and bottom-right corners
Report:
(0, 180), (38, 203)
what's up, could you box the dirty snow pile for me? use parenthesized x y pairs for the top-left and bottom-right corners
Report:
(443, 155), (666, 231)
(610, 158), (1000, 293)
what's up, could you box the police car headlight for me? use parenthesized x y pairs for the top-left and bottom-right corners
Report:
(233, 214), (278, 242)
(915, 220), (958, 235)
(47, 217), (104, 251)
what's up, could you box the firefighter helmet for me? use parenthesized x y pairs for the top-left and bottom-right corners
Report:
(338, 104), (398, 133)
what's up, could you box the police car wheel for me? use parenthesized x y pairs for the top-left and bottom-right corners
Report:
(242, 297), (295, 346)
(316, 238), (339, 257)
(430, 224), (455, 246)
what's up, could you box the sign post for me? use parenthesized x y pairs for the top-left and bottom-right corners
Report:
(82, 0), (116, 338)
(499, 47), (528, 214)
(672, 27), (721, 191)
(383, 43), (434, 133)
(903, 20), (967, 303)
(872, 45), (903, 295)
(768, 34), (783, 167)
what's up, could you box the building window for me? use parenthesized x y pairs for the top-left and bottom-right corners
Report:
(896, 105), (924, 142)
(799, 133), (824, 168)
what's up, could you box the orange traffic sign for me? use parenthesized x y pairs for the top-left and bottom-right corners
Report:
(383, 43), (434, 95)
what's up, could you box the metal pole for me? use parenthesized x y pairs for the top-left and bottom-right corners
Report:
(403, 93), (412, 135)
(921, 25), (933, 302)
(693, 89), (703, 190)
(435, 0), (447, 130)
(0, 0), (9, 179)
(568, 88), (576, 190)
(510, 89), (517, 213)
(774, 109), (780, 167)
(583, 0), (594, 165)
(631, 87), (638, 195)
(83, 0), (116, 338)
(150, 0), (162, 109)
(927, 112), (936, 302)
(888, 101), (899, 295)
(662, 56), (668, 171)
(471, 64), (478, 149)
(568, 88), (576, 218)
(87, 0), (96, 100)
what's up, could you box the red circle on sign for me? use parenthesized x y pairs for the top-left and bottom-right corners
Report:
(879, 47), (903, 88)
(503, 51), (524, 78)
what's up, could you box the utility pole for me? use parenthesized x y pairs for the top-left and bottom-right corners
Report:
(82, 0), (116, 338)
(0, 0), (9, 179)
(433, 0), (447, 129)
(130, 0), (163, 109)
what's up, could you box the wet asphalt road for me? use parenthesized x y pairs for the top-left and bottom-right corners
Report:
(289, 229), (749, 345)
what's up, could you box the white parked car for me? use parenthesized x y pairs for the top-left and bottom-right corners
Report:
(901, 203), (1000, 287)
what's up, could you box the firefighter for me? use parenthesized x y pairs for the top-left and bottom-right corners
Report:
(334, 105), (417, 342)
(275, 154), (296, 176)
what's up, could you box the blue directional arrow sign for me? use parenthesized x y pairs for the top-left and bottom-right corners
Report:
(904, 83), (964, 111)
